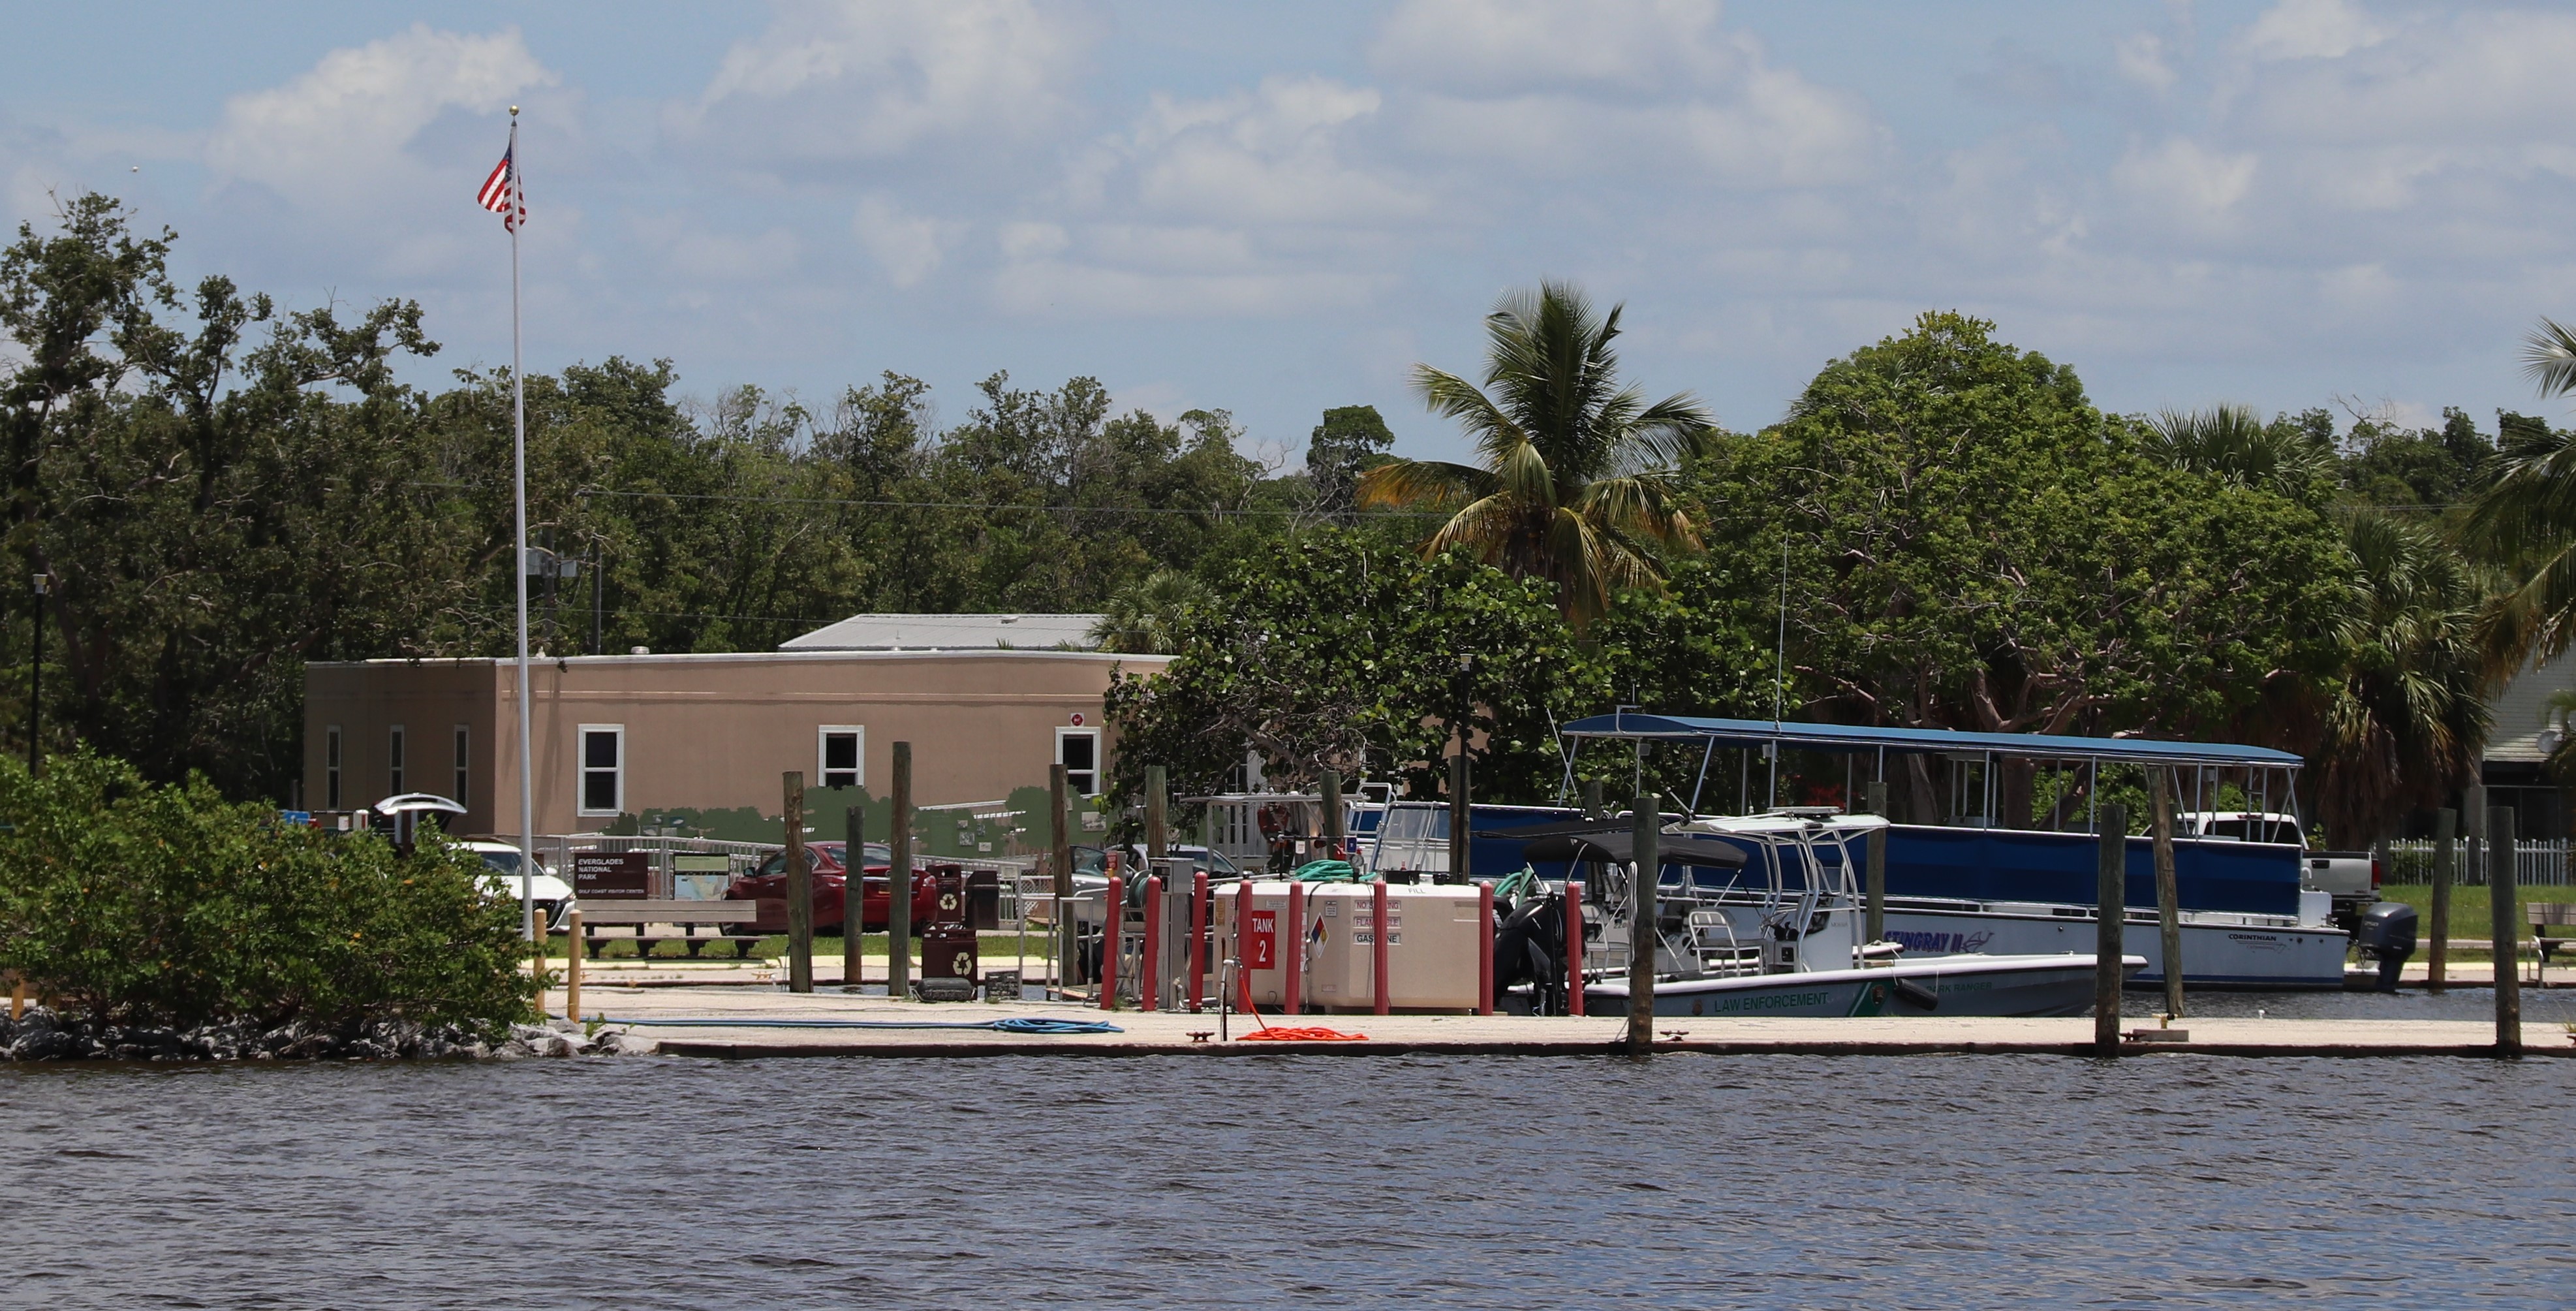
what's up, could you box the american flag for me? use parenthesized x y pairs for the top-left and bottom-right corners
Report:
(476, 140), (523, 231)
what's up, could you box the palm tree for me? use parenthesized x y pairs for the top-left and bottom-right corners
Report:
(1090, 569), (1210, 655)
(1356, 281), (1714, 625)
(2145, 403), (2333, 500)
(2461, 317), (2576, 674)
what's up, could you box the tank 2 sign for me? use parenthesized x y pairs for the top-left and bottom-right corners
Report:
(572, 851), (651, 899)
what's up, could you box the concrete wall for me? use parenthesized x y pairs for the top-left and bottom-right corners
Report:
(305, 649), (1167, 837)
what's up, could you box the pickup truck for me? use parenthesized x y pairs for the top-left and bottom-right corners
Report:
(2178, 810), (2376, 926)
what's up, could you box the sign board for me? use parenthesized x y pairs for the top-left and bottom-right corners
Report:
(1245, 909), (1278, 971)
(572, 850), (651, 900)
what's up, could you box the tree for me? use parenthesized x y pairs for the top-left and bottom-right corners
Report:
(2147, 403), (2334, 503)
(1091, 569), (1210, 654)
(1305, 404), (1394, 516)
(1358, 281), (1715, 625)
(2460, 318), (2576, 678)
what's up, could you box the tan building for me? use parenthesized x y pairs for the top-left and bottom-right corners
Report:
(303, 615), (1166, 838)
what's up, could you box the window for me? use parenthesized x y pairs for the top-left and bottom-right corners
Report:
(452, 725), (471, 810)
(325, 726), (343, 810)
(817, 726), (863, 790)
(1056, 727), (1101, 797)
(578, 725), (624, 816)
(387, 725), (405, 797)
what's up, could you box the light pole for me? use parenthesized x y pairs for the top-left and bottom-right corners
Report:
(28, 573), (46, 777)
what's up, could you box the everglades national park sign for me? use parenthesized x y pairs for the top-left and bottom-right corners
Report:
(572, 851), (651, 900)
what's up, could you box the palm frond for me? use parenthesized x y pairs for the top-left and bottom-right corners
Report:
(2522, 317), (2576, 398)
(1356, 458), (1491, 512)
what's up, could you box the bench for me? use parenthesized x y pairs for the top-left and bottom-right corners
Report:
(563, 900), (764, 960)
(2532, 902), (2576, 978)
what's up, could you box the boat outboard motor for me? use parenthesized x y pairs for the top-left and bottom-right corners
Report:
(2355, 900), (2418, 992)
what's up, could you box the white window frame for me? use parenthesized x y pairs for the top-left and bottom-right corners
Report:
(387, 724), (406, 798)
(816, 725), (864, 791)
(1055, 727), (1102, 797)
(577, 723), (625, 817)
(452, 724), (471, 811)
(325, 725), (343, 810)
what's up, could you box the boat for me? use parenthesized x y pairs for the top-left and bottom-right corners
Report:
(1557, 714), (2352, 990)
(1500, 811), (2143, 1018)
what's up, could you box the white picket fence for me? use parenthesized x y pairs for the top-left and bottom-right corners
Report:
(2382, 838), (2574, 887)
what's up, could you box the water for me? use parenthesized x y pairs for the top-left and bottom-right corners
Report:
(7, 1052), (2572, 1308)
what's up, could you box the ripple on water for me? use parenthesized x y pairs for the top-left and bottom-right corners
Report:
(1, 1053), (2572, 1308)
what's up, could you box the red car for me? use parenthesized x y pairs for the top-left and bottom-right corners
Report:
(724, 842), (942, 935)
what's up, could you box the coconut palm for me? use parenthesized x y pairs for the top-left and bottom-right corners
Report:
(2461, 317), (2576, 674)
(1356, 281), (1715, 625)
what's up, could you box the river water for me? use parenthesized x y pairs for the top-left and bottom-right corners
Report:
(7, 1051), (2571, 1308)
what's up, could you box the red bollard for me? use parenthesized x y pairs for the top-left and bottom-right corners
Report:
(1566, 880), (1585, 1017)
(1188, 870), (1210, 1013)
(1284, 880), (1304, 1016)
(1373, 877), (1391, 1017)
(1101, 873), (1123, 1011)
(1476, 880), (1495, 1017)
(1140, 874), (1163, 1012)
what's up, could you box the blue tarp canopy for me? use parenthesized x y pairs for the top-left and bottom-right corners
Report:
(1559, 713), (2301, 770)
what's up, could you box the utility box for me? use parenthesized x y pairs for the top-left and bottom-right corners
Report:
(1213, 881), (1487, 1013)
(965, 868), (1002, 930)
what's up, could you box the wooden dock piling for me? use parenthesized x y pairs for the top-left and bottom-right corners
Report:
(784, 771), (811, 994)
(1628, 800), (1658, 1055)
(889, 742), (912, 1002)
(843, 803), (863, 990)
(1449, 753), (1470, 879)
(1863, 780), (1886, 945)
(2151, 768), (2183, 1020)
(2428, 807), (2454, 994)
(2094, 802), (2127, 1056)
(1145, 765), (1168, 862)
(1051, 763), (1074, 1000)
(2490, 806), (2519, 1056)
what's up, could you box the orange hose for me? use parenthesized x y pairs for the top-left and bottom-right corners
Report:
(1235, 956), (1367, 1041)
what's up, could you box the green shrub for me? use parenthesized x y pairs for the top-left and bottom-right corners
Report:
(0, 751), (536, 1036)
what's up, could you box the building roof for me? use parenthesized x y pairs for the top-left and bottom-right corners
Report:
(781, 612), (1107, 652)
(1558, 712), (2303, 768)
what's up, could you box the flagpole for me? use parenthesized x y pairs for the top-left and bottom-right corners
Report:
(509, 106), (536, 945)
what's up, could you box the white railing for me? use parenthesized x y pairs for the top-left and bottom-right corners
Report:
(2382, 838), (2573, 887)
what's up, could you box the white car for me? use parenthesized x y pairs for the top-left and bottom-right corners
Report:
(463, 840), (572, 927)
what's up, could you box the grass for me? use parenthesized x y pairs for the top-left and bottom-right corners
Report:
(2377, 883), (2576, 946)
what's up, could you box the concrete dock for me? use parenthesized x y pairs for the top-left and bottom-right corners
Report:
(550, 973), (2576, 1059)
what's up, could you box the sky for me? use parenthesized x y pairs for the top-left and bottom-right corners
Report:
(5, 0), (2574, 464)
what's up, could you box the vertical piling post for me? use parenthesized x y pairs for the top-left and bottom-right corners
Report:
(1140, 873), (1162, 1012)
(1863, 780), (1887, 945)
(2429, 807), (2455, 994)
(2094, 802), (2128, 1057)
(1101, 872), (1123, 1011)
(1284, 879), (1305, 1015)
(1448, 752), (1471, 880)
(1372, 876), (1391, 1016)
(1566, 879), (1586, 1017)
(564, 905), (583, 1021)
(1320, 768), (1344, 855)
(889, 742), (912, 1002)
(1051, 763), (1074, 999)
(1476, 880), (1494, 1017)
(784, 771), (812, 994)
(1628, 800), (1658, 1054)
(843, 803), (863, 990)
(1583, 777), (1603, 820)
(2151, 768), (2183, 1019)
(2490, 806), (2520, 1056)
(1188, 869), (1210, 1013)
(1145, 764), (1168, 864)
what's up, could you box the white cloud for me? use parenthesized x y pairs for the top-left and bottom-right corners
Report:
(1376, 0), (1882, 189)
(852, 196), (959, 287)
(672, 0), (1097, 172)
(2242, 0), (2390, 63)
(2114, 33), (2178, 91)
(1115, 77), (1422, 225)
(2113, 138), (2258, 220)
(207, 25), (552, 200)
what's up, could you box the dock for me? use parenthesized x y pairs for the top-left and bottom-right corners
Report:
(551, 974), (2576, 1059)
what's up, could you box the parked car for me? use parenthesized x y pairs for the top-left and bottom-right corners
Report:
(464, 840), (573, 926)
(725, 841), (949, 935)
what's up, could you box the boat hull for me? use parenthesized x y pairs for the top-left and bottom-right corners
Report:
(1880, 902), (2348, 990)
(1582, 954), (2143, 1019)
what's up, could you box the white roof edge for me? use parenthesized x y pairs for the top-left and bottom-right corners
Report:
(309, 649), (1175, 670)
